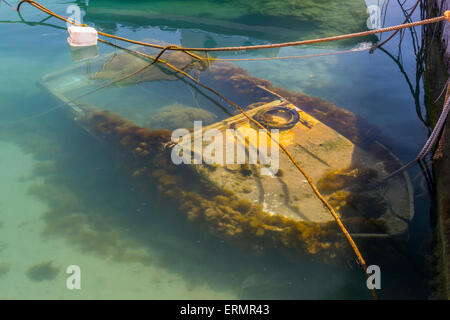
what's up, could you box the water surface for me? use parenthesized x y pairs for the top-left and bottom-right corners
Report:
(0, 0), (434, 299)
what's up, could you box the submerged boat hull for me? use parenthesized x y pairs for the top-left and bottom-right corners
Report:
(179, 99), (413, 238)
(39, 45), (414, 261)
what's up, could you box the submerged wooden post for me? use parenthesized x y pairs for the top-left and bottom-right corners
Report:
(425, 0), (450, 300)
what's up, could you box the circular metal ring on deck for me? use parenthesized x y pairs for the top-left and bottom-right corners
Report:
(252, 106), (300, 131)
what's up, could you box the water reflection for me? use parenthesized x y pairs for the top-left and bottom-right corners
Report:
(76, 0), (376, 44)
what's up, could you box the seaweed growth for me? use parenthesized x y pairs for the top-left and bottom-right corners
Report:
(318, 166), (387, 221)
(81, 109), (350, 261)
(88, 49), (386, 152)
(92, 49), (209, 85)
(144, 103), (217, 130)
(80, 110), (172, 159)
(317, 167), (379, 194)
(26, 261), (59, 282)
(75, 59), (406, 261)
(203, 62), (384, 149)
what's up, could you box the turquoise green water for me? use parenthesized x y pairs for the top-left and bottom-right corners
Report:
(0, 0), (435, 299)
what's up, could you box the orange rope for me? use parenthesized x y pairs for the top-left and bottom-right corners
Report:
(174, 15), (449, 52)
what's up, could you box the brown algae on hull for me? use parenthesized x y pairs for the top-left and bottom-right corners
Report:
(40, 44), (414, 261)
(77, 102), (410, 260)
(145, 103), (217, 130)
(79, 109), (346, 258)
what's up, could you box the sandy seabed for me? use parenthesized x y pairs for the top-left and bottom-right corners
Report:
(0, 140), (235, 299)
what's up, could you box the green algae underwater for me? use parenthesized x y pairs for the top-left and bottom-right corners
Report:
(0, 0), (438, 299)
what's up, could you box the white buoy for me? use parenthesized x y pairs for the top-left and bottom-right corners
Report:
(67, 26), (98, 47)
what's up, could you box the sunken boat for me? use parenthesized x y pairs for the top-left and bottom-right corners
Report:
(40, 43), (414, 261)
